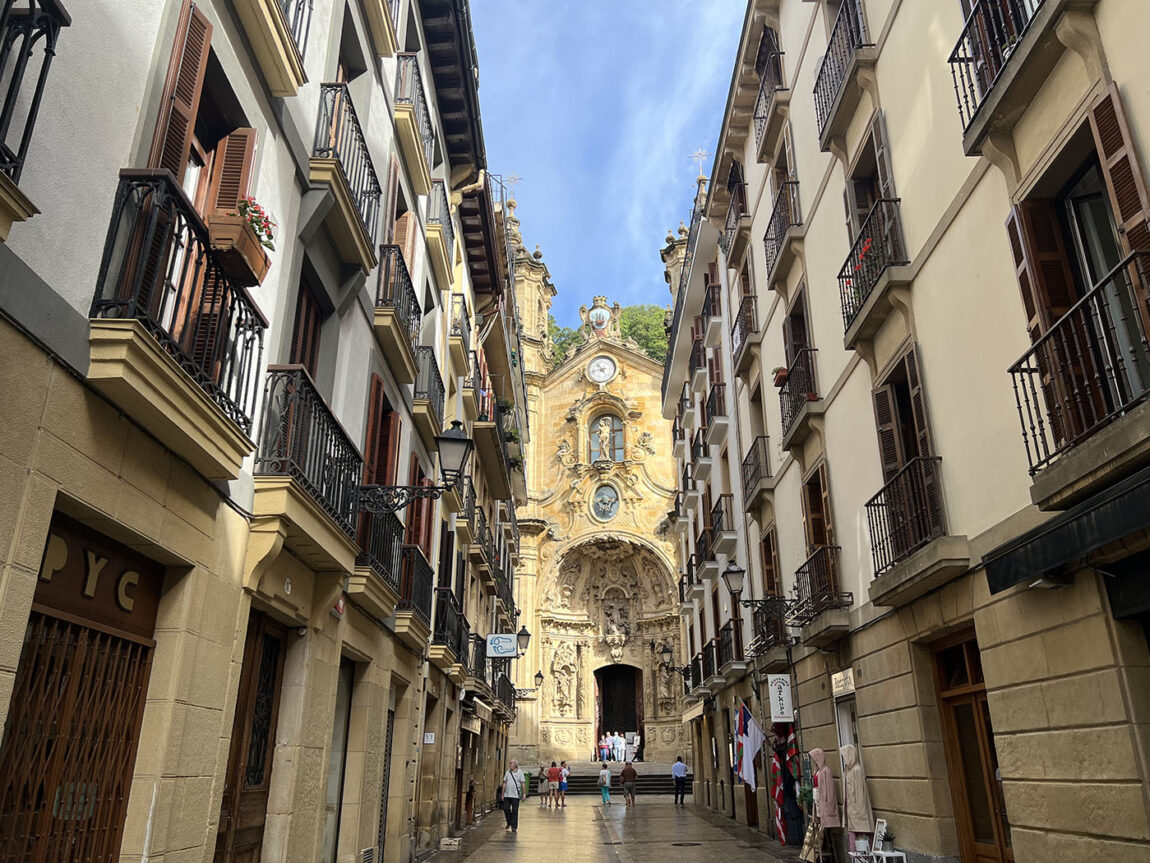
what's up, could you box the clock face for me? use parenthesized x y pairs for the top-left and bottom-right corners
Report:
(588, 356), (616, 383)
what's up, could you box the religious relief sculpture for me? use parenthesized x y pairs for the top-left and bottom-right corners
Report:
(579, 296), (623, 342)
(601, 589), (631, 662)
(591, 484), (619, 521)
(551, 641), (578, 717)
(657, 662), (676, 713)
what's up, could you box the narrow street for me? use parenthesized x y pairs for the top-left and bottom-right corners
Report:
(448, 796), (799, 863)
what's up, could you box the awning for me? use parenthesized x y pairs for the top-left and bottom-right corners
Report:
(681, 700), (705, 723)
(471, 699), (493, 724)
(983, 463), (1150, 594)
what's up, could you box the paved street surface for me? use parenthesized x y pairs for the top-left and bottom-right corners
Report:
(441, 795), (800, 863)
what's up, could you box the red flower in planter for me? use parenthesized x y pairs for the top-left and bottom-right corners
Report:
(234, 196), (278, 251)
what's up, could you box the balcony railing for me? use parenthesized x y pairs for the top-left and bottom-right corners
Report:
(496, 673), (515, 713)
(748, 597), (791, 656)
(399, 544), (434, 624)
(91, 170), (266, 432)
(462, 476), (477, 530)
(1009, 250), (1150, 474)
(780, 348), (818, 437)
(395, 53), (435, 169)
(705, 383), (727, 428)
(691, 652), (705, 690)
(696, 528), (715, 567)
(357, 509), (404, 592)
(456, 615), (472, 674)
(467, 349), (482, 394)
(414, 345), (445, 421)
(680, 384), (694, 423)
(741, 435), (772, 504)
(432, 587), (462, 652)
(866, 456), (946, 577)
(451, 294), (471, 355)
(703, 282), (722, 321)
(792, 545), (851, 626)
(468, 634), (486, 682)
(718, 620), (744, 667)
(838, 199), (908, 328)
(377, 244), (421, 340)
(711, 494), (735, 539)
(255, 365), (362, 537)
(702, 638), (719, 680)
(691, 428), (708, 464)
(0, 0), (69, 183)
(672, 417), (685, 449)
(753, 47), (786, 151)
(314, 83), (382, 238)
(732, 295), (758, 363)
(813, 0), (870, 137)
(429, 178), (455, 261)
(719, 183), (749, 256)
(763, 181), (801, 282)
(689, 337), (706, 380)
(681, 464), (693, 499)
(282, 0), (313, 57)
(949, 0), (1044, 130)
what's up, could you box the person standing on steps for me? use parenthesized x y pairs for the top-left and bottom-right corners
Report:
(501, 759), (526, 832)
(537, 765), (548, 807)
(598, 761), (612, 805)
(621, 761), (638, 806)
(546, 761), (562, 808)
(559, 761), (569, 807)
(672, 756), (688, 805)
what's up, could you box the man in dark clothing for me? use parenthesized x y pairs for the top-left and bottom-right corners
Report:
(620, 761), (638, 806)
(671, 756), (688, 805)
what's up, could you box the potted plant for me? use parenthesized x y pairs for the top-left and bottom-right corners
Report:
(772, 366), (789, 388)
(878, 827), (895, 852)
(506, 428), (521, 444)
(508, 455), (524, 472)
(208, 196), (275, 287)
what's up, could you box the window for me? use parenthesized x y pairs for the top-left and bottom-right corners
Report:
(782, 288), (811, 367)
(363, 374), (400, 486)
(801, 463), (833, 553)
(872, 346), (932, 480)
(590, 414), (623, 462)
(760, 526), (780, 596)
(290, 275), (324, 378)
(844, 113), (895, 240)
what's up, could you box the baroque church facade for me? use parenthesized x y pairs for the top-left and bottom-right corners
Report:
(507, 213), (689, 765)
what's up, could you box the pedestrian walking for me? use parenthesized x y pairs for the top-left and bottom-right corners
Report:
(546, 761), (562, 808)
(559, 761), (569, 807)
(598, 761), (612, 805)
(621, 761), (638, 806)
(672, 756), (687, 805)
(613, 731), (624, 762)
(537, 765), (548, 806)
(599, 735), (610, 762)
(501, 760), (526, 832)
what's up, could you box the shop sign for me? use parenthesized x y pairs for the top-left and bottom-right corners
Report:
(767, 674), (794, 722)
(424, 732), (436, 744)
(36, 514), (164, 640)
(460, 715), (481, 735)
(486, 633), (517, 658)
(832, 668), (855, 698)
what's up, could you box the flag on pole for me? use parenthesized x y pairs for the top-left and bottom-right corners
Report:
(734, 700), (765, 791)
(770, 748), (785, 844)
(786, 724), (800, 780)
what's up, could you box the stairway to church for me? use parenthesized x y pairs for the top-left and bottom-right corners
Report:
(531, 762), (693, 796)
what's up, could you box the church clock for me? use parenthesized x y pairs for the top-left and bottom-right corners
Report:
(587, 356), (616, 383)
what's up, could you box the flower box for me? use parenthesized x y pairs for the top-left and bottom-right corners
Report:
(773, 368), (789, 388)
(208, 213), (271, 287)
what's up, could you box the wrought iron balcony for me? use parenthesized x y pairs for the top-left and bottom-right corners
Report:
(753, 44), (787, 158)
(779, 348), (819, 438)
(791, 545), (851, 627)
(763, 180), (801, 287)
(866, 456), (946, 577)
(90, 170), (266, 433)
(690, 427), (711, 481)
(0, 0), (69, 185)
(672, 416), (686, 457)
(747, 597), (791, 657)
(1009, 250), (1150, 475)
(450, 294), (471, 356)
(689, 337), (707, 392)
(702, 282), (723, 347)
(374, 244), (421, 383)
(691, 652), (706, 691)
(732, 295), (758, 373)
(432, 586), (463, 652)
(838, 199), (909, 329)
(254, 365), (362, 537)
(680, 383), (698, 427)
(314, 83), (382, 239)
(718, 619), (744, 668)
(703, 638), (720, 681)
(357, 509), (404, 593)
(696, 528), (716, 571)
(719, 182), (751, 260)
(395, 53), (435, 191)
(496, 672), (516, 714)
(710, 494), (736, 556)
(949, 0), (1044, 131)
(282, 0), (313, 56)
(413, 345), (445, 447)
(456, 615), (472, 676)
(741, 435), (772, 508)
(813, 0), (872, 146)
(705, 383), (728, 446)
(427, 178), (456, 287)
(681, 463), (697, 508)
(399, 544), (434, 624)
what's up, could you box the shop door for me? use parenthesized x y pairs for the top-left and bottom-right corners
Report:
(934, 633), (1012, 863)
(214, 612), (287, 863)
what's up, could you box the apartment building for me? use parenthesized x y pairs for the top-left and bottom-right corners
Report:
(663, 1), (1150, 860)
(0, 0), (528, 860)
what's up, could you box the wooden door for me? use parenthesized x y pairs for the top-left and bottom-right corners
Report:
(215, 612), (287, 863)
(934, 633), (1013, 863)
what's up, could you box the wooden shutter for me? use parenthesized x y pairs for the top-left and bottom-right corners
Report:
(871, 112), (895, 200)
(206, 128), (256, 215)
(438, 522), (454, 589)
(904, 345), (932, 458)
(363, 375), (388, 483)
(782, 315), (795, 366)
(688, 623), (695, 657)
(384, 157), (401, 244)
(405, 457), (423, 544)
(710, 589), (721, 636)
(395, 210), (417, 268)
(1089, 83), (1150, 254)
(707, 350), (723, 385)
(760, 527), (780, 596)
(148, 1), (211, 180)
(701, 486), (714, 529)
(818, 462), (834, 545)
(290, 280), (323, 377)
(872, 384), (903, 481)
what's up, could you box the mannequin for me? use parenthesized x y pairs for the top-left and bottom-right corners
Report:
(841, 744), (874, 850)
(809, 748), (840, 828)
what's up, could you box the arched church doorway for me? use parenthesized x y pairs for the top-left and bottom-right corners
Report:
(595, 665), (643, 757)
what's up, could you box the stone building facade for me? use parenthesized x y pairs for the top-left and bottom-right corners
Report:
(662, 1), (1150, 861)
(507, 243), (686, 767)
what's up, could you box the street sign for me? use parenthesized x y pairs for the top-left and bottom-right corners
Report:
(486, 633), (517, 658)
(767, 674), (794, 722)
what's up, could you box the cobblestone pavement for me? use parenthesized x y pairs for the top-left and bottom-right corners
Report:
(438, 795), (801, 863)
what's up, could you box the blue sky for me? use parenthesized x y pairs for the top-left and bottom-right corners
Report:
(471, 2), (746, 329)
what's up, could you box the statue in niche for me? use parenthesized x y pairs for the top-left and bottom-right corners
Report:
(603, 597), (630, 637)
(658, 663), (676, 712)
(551, 641), (577, 717)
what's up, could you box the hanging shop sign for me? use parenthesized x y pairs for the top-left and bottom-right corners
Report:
(767, 674), (794, 722)
(486, 633), (518, 658)
(831, 668), (855, 698)
(460, 715), (481, 735)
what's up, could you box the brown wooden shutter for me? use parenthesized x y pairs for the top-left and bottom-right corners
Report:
(290, 280), (323, 377)
(782, 315), (795, 366)
(384, 157), (400, 244)
(872, 384), (903, 482)
(904, 345), (932, 459)
(818, 462), (834, 546)
(363, 374), (386, 483)
(1089, 83), (1150, 254)
(405, 456), (422, 544)
(701, 486), (714, 529)
(871, 112), (895, 200)
(760, 527), (779, 596)
(206, 128), (257, 215)
(148, 1), (211, 180)
(395, 211), (417, 267)
(688, 623), (695, 657)
(438, 522), (454, 589)
(710, 589), (721, 636)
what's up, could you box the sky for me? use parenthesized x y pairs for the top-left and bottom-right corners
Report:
(470, 2), (746, 329)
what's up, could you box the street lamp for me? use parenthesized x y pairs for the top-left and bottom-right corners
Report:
(722, 560), (746, 597)
(516, 626), (531, 654)
(358, 421), (474, 514)
(658, 642), (690, 677)
(534, 669), (545, 688)
(515, 670), (545, 700)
